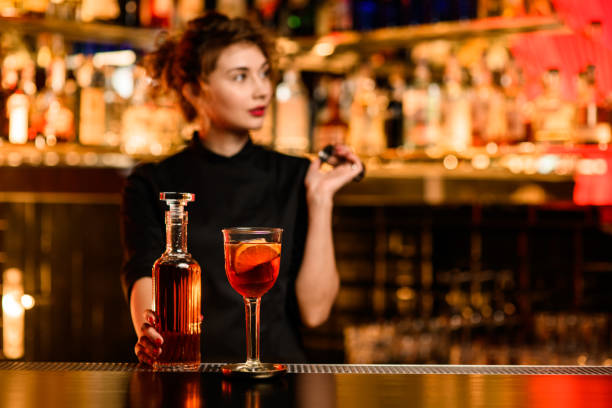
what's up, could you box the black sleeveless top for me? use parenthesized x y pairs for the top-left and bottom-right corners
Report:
(120, 135), (310, 363)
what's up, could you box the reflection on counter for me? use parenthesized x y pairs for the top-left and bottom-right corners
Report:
(127, 369), (337, 408)
(121, 368), (612, 408)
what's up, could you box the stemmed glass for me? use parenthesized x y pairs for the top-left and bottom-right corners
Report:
(221, 227), (287, 378)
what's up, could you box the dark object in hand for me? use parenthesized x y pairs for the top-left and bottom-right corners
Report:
(318, 145), (366, 182)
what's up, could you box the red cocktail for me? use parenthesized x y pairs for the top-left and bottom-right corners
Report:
(225, 242), (281, 298)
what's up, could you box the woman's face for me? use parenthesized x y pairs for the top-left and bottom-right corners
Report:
(201, 42), (272, 133)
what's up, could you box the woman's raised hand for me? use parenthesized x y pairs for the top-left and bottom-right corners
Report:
(305, 144), (364, 209)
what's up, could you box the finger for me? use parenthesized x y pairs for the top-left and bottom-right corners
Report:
(136, 349), (154, 366)
(321, 164), (360, 193)
(309, 157), (322, 170)
(332, 144), (355, 159)
(143, 309), (157, 325)
(337, 149), (364, 180)
(330, 146), (363, 177)
(333, 162), (361, 181)
(326, 156), (342, 166)
(135, 342), (154, 363)
(140, 322), (164, 347)
(334, 146), (361, 166)
(352, 161), (365, 181)
(334, 159), (363, 180)
(135, 342), (161, 365)
(139, 334), (163, 356)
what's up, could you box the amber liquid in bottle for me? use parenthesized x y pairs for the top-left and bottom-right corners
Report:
(152, 193), (201, 370)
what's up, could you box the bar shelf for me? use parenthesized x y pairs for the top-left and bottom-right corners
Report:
(282, 15), (566, 72)
(0, 16), (162, 50)
(0, 14), (565, 57)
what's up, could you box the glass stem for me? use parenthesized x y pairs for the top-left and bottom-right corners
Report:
(244, 297), (261, 368)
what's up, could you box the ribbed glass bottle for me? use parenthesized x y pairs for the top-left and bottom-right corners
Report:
(152, 192), (201, 370)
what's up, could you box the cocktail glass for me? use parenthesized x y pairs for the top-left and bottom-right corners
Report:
(221, 227), (287, 378)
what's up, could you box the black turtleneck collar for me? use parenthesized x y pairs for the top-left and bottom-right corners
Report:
(189, 130), (255, 163)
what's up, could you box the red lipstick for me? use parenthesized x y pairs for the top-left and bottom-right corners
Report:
(249, 106), (266, 117)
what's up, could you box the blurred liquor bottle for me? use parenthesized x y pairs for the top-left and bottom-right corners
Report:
(313, 76), (348, 152)
(216, 0), (247, 18)
(77, 56), (107, 145)
(470, 61), (507, 146)
(0, 0), (17, 16)
(442, 55), (471, 152)
(575, 69), (593, 141)
(21, 0), (48, 16)
(532, 68), (574, 143)
(29, 36), (50, 142)
(274, 69), (310, 154)
(121, 66), (155, 154)
(586, 65), (611, 139)
(500, 0), (524, 17)
(477, 0), (503, 18)
(21, 59), (38, 135)
(316, 0), (334, 36)
(347, 66), (386, 156)
(29, 37), (75, 144)
(1, 46), (20, 139)
(384, 68), (405, 149)
(403, 60), (441, 149)
(140, 0), (173, 27)
(316, 0), (352, 36)
(575, 66), (611, 144)
(46, 0), (81, 20)
(103, 66), (127, 147)
(81, 0), (120, 22)
(252, 0), (281, 30)
(501, 58), (527, 144)
(46, 56), (75, 143)
(7, 83), (30, 144)
(175, 0), (204, 26)
(524, 0), (554, 16)
(117, 0), (140, 26)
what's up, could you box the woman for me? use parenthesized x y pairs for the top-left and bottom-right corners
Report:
(121, 12), (363, 365)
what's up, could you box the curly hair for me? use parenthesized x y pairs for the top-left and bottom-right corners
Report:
(143, 12), (277, 122)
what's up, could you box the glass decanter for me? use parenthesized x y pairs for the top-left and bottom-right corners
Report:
(152, 192), (201, 370)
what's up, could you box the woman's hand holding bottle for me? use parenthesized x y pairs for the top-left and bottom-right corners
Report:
(134, 309), (163, 366)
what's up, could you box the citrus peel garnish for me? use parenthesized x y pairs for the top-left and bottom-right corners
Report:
(234, 242), (281, 274)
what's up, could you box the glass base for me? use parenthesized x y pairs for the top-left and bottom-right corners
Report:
(221, 363), (287, 379)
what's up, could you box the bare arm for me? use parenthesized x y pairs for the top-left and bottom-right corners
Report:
(130, 277), (163, 365)
(130, 277), (153, 337)
(295, 145), (363, 327)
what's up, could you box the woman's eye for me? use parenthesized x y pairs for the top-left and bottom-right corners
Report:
(233, 73), (246, 81)
(260, 69), (271, 79)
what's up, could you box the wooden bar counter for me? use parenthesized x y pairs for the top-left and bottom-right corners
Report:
(0, 362), (610, 407)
